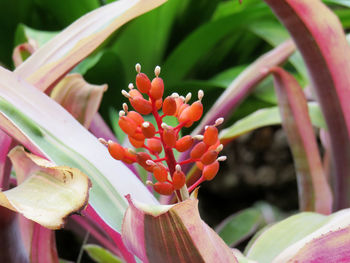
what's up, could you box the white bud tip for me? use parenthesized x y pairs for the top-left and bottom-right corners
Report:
(205, 125), (209, 130)
(135, 63), (141, 73)
(146, 180), (153, 186)
(146, 160), (156, 166)
(175, 164), (182, 172)
(215, 117), (224, 126)
(122, 90), (131, 98)
(171, 92), (180, 98)
(179, 96), (186, 102)
(217, 156), (227, 162)
(154, 66), (161, 77)
(142, 122), (150, 128)
(185, 92), (192, 103)
(198, 90), (204, 100)
(216, 144), (224, 152)
(98, 138), (108, 146)
(122, 103), (128, 112)
(119, 110), (126, 117)
(128, 83), (134, 90)
(161, 122), (168, 129)
(193, 135), (204, 140)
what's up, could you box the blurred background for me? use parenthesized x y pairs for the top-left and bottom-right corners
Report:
(0, 0), (349, 261)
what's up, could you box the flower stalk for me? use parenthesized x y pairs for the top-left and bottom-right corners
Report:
(102, 64), (226, 202)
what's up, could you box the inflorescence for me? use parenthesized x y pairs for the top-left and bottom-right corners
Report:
(100, 64), (226, 201)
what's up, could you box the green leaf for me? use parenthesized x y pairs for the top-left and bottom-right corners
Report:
(324, 0), (350, 7)
(216, 208), (263, 247)
(14, 24), (59, 47)
(216, 202), (283, 247)
(248, 20), (308, 81)
(191, 40), (295, 136)
(209, 65), (247, 88)
(162, 6), (269, 85)
(220, 102), (325, 142)
(84, 244), (123, 263)
(33, 0), (100, 26)
(211, 0), (265, 20)
(245, 212), (328, 262)
(111, 0), (183, 82)
(71, 51), (104, 76)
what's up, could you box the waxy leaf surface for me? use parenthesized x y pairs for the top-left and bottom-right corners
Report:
(122, 195), (238, 263)
(270, 67), (332, 214)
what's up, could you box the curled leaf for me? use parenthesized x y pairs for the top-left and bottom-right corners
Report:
(3, 146), (91, 229)
(270, 67), (332, 214)
(122, 195), (238, 263)
(50, 74), (107, 128)
(12, 42), (36, 68)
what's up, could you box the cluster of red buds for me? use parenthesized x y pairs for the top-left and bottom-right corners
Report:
(100, 64), (226, 200)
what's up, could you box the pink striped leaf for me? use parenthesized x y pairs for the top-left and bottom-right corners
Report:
(287, 226), (350, 262)
(29, 223), (58, 263)
(18, 216), (59, 263)
(0, 66), (158, 233)
(0, 208), (28, 263)
(50, 73), (107, 128)
(0, 130), (12, 190)
(270, 67), (332, 214)
(14, 0), (167, 92)
(85, 205), (136, 263)
(12, 42), (108, 263)
(191, 39), (295, 136)
(264, 0), (350, 209)
(122, 195), (238, 263)
(245, 208), (350, 263)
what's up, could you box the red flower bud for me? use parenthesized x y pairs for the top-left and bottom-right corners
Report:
(203, 161), (219, 181)
(153, 182), (174, 195)
(136, 73), (151, 93)
(203, 126), (218, 146)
